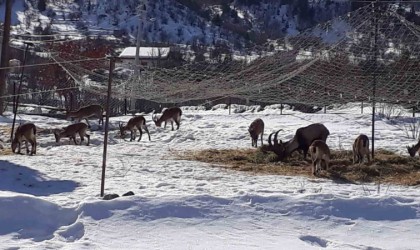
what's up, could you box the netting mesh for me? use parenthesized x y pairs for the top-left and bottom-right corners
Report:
(9, 3), (419, 114)
(119, 4), (420, 108)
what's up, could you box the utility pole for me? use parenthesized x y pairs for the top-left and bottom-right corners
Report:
(133, 0), (147, 111)
(0, 0), (13, 115)
(135, 0), (148, 75)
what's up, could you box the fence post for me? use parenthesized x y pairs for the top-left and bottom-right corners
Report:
(101, 57), (116, 197)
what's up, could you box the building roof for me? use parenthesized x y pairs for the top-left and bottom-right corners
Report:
(119, 47), (170, 60)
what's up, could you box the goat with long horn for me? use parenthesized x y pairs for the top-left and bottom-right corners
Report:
(261, 123), (329, 161)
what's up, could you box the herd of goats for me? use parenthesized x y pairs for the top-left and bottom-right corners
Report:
(248, 118), (420, 175)
(8, 104), (420, 176)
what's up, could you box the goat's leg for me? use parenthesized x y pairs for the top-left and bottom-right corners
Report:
(85, 134), (90, 146)
(137, 127), (143, 142)
(143, 125), (151, 141)
(312, 158), (317, 176)
(25, 141), (30, 154)
(83, 118), (91, 128)
(32, 139), (36, 155)
(130, 130), (135, 141)
(79, 132), (85, 145)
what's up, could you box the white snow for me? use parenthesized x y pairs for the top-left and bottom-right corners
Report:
(0, 104), (420, 249)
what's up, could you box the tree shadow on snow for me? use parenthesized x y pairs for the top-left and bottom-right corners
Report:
(0, 160), (78, 196)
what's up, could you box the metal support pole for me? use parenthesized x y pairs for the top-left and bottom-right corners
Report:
(361, 100), (364, 114)
(371, 1), (379, 160)
(101, 57), (115, 197)
(10, 42), (33, 142)
(124, 98), (127, 115)
(228, 97), (231, 115)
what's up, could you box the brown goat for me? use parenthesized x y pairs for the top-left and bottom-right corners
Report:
(248, 118), (264, 147)
(309, 140), (331, 176)
(407, 139), (420, 158)
(119, 115), (151, 142)
(261, 123), (330, 161)
(353, 134), (370, 164)
(66, 104), (104, 127)
(152, 107), (182, 131)
(54, 122), (90, 146)
(12, 123), (37, 155)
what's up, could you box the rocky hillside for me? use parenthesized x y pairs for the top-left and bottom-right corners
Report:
(1, 0), (358, 49)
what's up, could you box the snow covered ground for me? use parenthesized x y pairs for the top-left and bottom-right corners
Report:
(0, 104), (419, 249)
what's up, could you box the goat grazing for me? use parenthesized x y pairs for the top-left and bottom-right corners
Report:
(66, 104), (103, 127)
(261, 123), (330, 161)
(407, 139), (420, 158)
(309, 140), (331, 176)
(12, 123), (37, 155)
(119, 115), (151, 142)
(248, 118), (264, 147)
(54, 122), (90, 146)
(153, 107), (182, 131)
(353, 134), (370, 164)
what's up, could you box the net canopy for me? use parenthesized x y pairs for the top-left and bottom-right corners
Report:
(50, 3), (420, 108)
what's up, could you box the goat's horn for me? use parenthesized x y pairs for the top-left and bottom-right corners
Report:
(268, 132), (275, 146)
(274, 129), (282, 145)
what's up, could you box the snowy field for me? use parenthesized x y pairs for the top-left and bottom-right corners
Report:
(0, 104), (419, 249)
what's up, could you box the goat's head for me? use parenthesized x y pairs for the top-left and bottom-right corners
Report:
(152, 114), (162, 127)
(407, 145), (417, 157)
(119, 122), (127, 138)
(260, 129), (287, 160)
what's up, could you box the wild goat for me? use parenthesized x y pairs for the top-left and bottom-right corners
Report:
(119, 115), (151, 142)
(153, 107), (182, 131)
(66, 104), (103, 127)
(261, 123), (330, 161)
(248, 118), (264, 147)
(12, 123), (36, 155)
(407, 139), (420, 158)
(309, 140), (331, 176)
(353, 134), (370, 164)
(54, 122), (90, 146)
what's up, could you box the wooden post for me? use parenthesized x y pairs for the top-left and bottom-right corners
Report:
(101, 57), (115, 197)
(0, 0), (13, 115)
